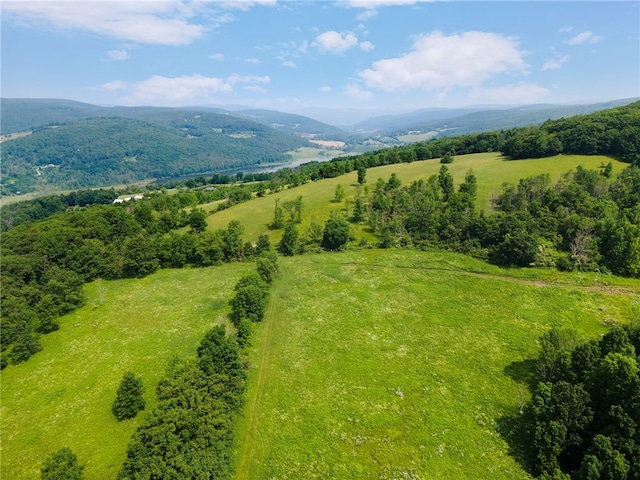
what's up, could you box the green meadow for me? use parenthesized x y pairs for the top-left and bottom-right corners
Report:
(235, 250), (639, 480)
(0, 264), (254, 480)
(3, 249), (638, 479)
(1, 153), (636, 479)
(204, 153), (625, 241)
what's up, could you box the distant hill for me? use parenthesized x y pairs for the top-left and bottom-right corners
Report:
(0, 101), (311, 194)
(387, 98), (639, 139)
(235, 109), (348, 139)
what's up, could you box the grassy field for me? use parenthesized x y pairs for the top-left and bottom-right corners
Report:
(1, 250), (639, 479)
(235, 250), (640, 480)
(204, 153), (626, 242)
(0, 263), (253, 480)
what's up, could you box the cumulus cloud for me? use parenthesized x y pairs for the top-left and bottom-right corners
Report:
(359, 31), (528, 92)
(209, 53), (225, 61)
(345, 82), (373, 100)
(314, 31), (359, 53)
(245, 57), (261, 64)
(281, 60), (297, 68)
(542, 54), (570, 71)
(360, 41), (375, 52)
(101, 73), (269, 105)
(470, 84), (549, 104)
(313, 31), (374, 54)
(106, 49), (129, 61)
(565, 31), (603, 46)
(320, 86), (333, 92)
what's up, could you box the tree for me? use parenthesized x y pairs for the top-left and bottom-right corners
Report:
(279, 221), (298, 256)
(352, 197), (366, 222)
(322, 214), (350, 251)
(459, 170), (477, 199)
(386, 173), (401, 190)
(270, 199), (284, 229)
(230, 282), (268, 324)
(188, 208), (207, 233)
(438, 165), (454, 201)
(357, 166), (367, 184)
(41, 447), (84, 480)
(440, 151), (454, 164)
(333, 184), (345, 203)
(256, 254), (278, 284)
(112, 372), (145, 421)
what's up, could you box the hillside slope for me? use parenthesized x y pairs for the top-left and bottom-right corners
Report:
(1, 109), (310, 193)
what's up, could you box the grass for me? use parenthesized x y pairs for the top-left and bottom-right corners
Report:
(202, 153), (626, 242)
(1, 250), (638, 479)
(0, 263), (253, 480)
(235, 250), (639, 479)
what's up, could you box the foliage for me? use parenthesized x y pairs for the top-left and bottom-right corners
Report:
(118, 326), (246, 479)
(279, 221), (299, 256)
(41, 447), (84, 480)
(229, 276), (269, 324)
(523, 326), (640, 479)
(111, 372), (145, 421)
(321, 214), (350, 251)
(2, 109), (310, 193)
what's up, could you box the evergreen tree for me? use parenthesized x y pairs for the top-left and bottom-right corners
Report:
(279, 221), (298, 256)
(112, 372), (145, 421)
(322, 214), (350, 251)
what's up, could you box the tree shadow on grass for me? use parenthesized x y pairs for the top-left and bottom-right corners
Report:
(496, 358), (540, 477)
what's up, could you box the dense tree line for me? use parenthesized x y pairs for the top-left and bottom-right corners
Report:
(502, 101), (640, 163)
(117, 326), (246, 479)
(521, 325), (640, 479)
(360, 164), (640, 277)
(0, 198), (264, 367)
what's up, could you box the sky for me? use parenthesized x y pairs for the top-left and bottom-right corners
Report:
(2, 0), (639, 115)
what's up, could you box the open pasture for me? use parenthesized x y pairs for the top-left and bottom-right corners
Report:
(235, 249), (639, 479)
(204, 153), (625, 241)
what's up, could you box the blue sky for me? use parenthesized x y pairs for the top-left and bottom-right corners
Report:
(2, 1), (639, 113)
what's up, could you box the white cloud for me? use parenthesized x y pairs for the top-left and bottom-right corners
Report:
(209, 53), (225, 61)
(2, 1), (205, 46)
(565, 31), (603, 46)
(345, 82), (373, 100)
(2, 0), (279, 46)
(470, 84), (549, 104)
(101, 73), (270, 105)
(542, 54), (570, 71)
(106, 49), (129, 61)
(356, 9), (377, 21)
(320, 86), (333, 92)
(347, 0), (424, 7)
(359, 31), (528, 92)
(281, 60), (297, 68)
(559, 25), (573, 33)
(245, 57), (261, 64)
(360, 41), (375, 52)
(314, 31), (359, 54)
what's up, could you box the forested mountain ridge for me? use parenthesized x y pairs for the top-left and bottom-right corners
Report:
(386, 98), (639, 138)
(1, 110), (310, 193)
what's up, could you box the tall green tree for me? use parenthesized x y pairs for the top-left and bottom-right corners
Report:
(322, 214), (350, 251)
(279, 221), (299, 256)
(112, 372), (145, 421)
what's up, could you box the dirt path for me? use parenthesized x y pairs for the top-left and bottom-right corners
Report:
(235, 279), (280, 479)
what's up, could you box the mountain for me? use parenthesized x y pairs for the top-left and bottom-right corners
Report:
(387, 98), (640, 138)
(235, 109), (347, 138)
(0, 101), (311, 194)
